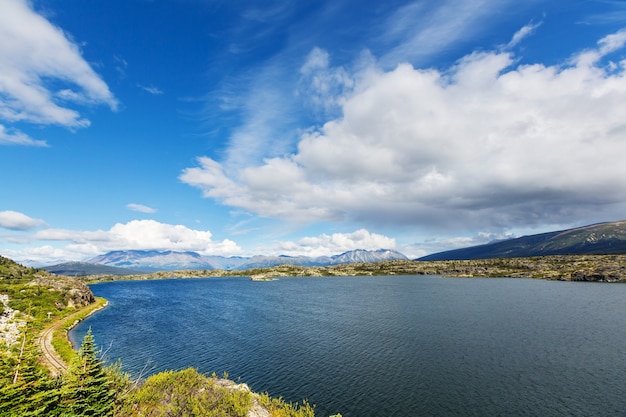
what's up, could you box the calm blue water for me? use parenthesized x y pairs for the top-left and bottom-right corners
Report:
(70, 276), (626, 417)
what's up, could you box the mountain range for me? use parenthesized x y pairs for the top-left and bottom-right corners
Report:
(68, 248), (409, 274)
(40, 220), (626, 276)
(41, 261), (144, 277)
(419, 220), (626, 261)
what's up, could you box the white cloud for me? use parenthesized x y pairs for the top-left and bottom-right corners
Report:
(0, 124), (47, 146)
(380, 0), (515, 67)
(574, 28), (626, 67)
(0, 0), (117, 135)
(138, 84), (164, 95)
(127, 203), (157, 214)
(220, 71), (299, 172)
(32, 220), (241, 259)
(205, 0), (514, 173)
(401, 231), (521, 259)
(0, 245), (73, 267)
(506, 21), (542, 49)
(582, 5), (626, 25)
(182, 28), (626, 232)
(274, 229), (396, 257)
(3, 220), (397, 264)
(0, 211), (46, 230)
(598, 28), (626, 56)
(298, 47), (354, 115)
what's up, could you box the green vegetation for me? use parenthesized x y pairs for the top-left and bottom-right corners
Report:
(258, 394), (316, 417)
(61, 328), (116, 416)
(2, 332), (320, 416)
(1, 255), (334, 416)
(1, 327), (112, 416)
(51, 297), (108, 364)
(118, 368), (252, 417)
(0, 341), (63, 417)
(0, 255), (95, 328)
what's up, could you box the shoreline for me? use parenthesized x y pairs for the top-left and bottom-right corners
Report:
(66, 297), (109, 345)
(83, 255), (626, 283)
(38, 296), (109, 375)
(65, 297), (109, 351)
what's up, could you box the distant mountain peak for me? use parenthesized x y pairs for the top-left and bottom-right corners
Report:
(85, 248), (408, 271)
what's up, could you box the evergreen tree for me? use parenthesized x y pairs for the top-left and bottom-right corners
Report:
(0, 340), (62, 417)
(61, 328), (115, 416)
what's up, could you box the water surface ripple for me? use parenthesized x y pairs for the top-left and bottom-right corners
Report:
(70, 276), (626, 417)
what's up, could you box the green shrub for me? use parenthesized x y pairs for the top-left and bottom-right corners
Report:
(258, 393), (316, 417)
(117, 368), (252, 417)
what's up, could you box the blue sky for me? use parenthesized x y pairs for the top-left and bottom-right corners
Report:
(2, 0), (626, 265)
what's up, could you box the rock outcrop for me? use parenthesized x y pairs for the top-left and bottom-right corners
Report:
(29, 276), (95, 308)
(0, 294), (26, 346)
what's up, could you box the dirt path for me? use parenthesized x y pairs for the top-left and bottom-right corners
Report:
(38, 320), (68, 376)
(37, 298), (108, 377)
(37, 299), (279, 417)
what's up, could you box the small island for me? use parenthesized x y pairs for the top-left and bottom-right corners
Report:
(249, 274), (279, 281)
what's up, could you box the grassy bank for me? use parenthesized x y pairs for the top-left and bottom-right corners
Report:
(50, 296), (108, 364)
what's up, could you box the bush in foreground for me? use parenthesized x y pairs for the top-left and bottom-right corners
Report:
(1, 330), (323, 417)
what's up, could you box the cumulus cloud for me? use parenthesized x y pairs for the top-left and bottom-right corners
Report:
(0, 0), (117, 144)
(0, 211), (46, 230)
(5, 221), (399, 264)
(33, 220), (242, 257)
(182, 28), (626, 232)
(298, 47), (354, 115)
(127, 203), (157, 213)
(274, 229), (396, 257)
(575, 28), (626, 67)
(3, 245), (70, 266)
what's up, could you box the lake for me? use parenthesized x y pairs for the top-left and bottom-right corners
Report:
(70, 275), (626, 416)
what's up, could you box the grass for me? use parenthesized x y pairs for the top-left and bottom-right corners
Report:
(50, 296), (108, 364)
(258, 393), (316, 417)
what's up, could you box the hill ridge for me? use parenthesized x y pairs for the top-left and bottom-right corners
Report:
(419, 220), (626, 261)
